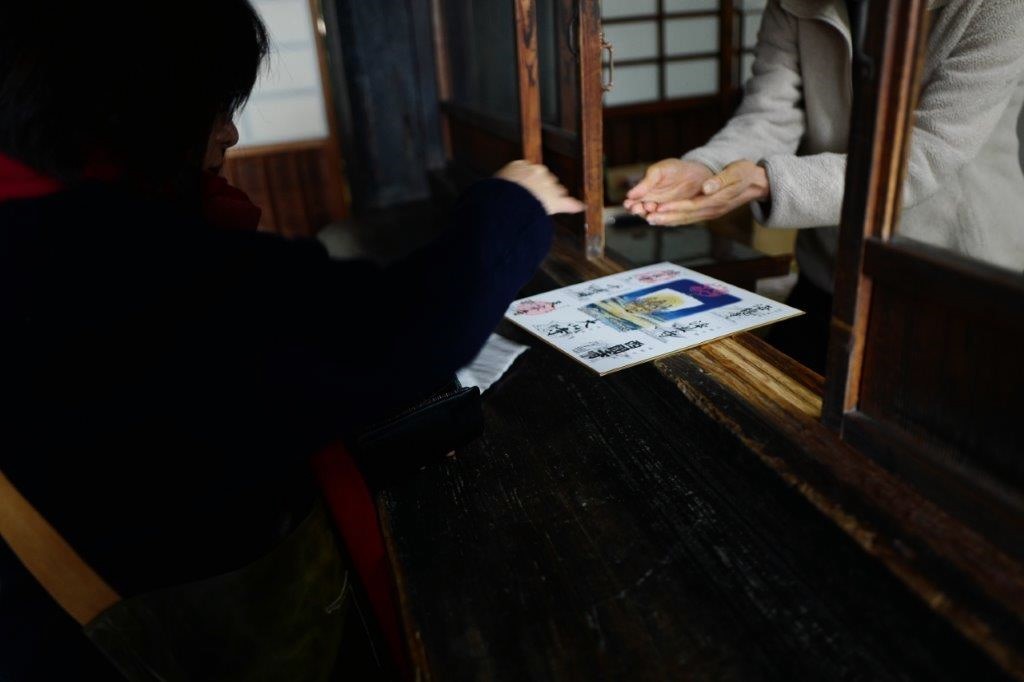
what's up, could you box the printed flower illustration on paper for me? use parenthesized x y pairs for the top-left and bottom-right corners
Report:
(688, 283), (730, 298)
(635, 269), (679, 285)
(513, 299), (561, 316)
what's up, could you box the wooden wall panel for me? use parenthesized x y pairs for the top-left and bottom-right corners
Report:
(223, 143), (348, 239)
(847, 238), (1024, 560)
(603, 98), (731, 168)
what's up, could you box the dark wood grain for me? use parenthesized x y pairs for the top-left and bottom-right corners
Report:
(432, 3), (588, 212)
(542, 232), (1024, 676)
(308, 0), (351, 214)
(658, 338), (1024, 677)
(719, 0), (736, 113)
(553, 0), (580, 134)
(852, 239), (1024, 560)
(577, 0), (605, 257)
(223, 143), (347, 237)
(514, 0), (543, 163)
(378, 231), (1024, 679)
(379, 313), (1011, 681)
(604, 101), (726, 168)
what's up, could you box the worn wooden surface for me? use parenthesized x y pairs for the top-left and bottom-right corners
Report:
(379, 311), (1009, 680)
(379, 232), (1024, 679)
(576, 0), (604, 257)
(544, 235), (1024, 676)
(223, 143), (347, 237)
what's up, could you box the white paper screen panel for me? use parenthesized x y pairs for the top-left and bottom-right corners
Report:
(663, 0), (719, 12)
(665, 58), (718, 98)
(663, 17), (719, 56)
(603, 64), (660, 106)
(735, 0), (767, 9)
(602, 0), (657, 18)
(236, 0), (329, 147)
(603, 22), (659, 62)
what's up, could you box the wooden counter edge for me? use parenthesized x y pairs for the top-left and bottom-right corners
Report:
(377, 232), (1024, 680)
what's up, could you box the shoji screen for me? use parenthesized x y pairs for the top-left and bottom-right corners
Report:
(601, 0), (719, 107)
(236, 0), (330, 147)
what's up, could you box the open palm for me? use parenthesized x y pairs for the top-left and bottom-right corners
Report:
(624, 159), (713, 217)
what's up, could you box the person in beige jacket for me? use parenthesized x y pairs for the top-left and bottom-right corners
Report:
(625, 0), (1024, 371)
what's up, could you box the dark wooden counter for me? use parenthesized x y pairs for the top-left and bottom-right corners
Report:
(377, 240), (1024, 680)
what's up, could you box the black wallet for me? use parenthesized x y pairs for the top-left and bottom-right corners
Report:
(353, 378), (483, 488)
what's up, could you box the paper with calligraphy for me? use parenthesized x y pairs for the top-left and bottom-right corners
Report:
(505, 262), (803, 375)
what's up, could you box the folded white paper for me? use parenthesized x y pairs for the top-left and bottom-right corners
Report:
(457, 334), (529, 393)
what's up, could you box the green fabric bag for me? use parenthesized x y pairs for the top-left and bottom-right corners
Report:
(84, 504), (384, 681)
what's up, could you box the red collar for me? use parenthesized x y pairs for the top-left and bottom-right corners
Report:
(0, 154), (64, 202)
(0, 153), (262, 231)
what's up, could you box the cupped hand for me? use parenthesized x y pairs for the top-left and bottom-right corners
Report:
(495, 160), (586, 215)
(623, 159), (714, 218)
(647, 160), (770, 226)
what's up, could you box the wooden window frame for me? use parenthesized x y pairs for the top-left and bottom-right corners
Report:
(601, 1), (738, 110)
(824, 0), (1024, 564)
(431, 0), (606, 258)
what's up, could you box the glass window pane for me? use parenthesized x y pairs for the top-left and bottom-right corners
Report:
(664, 0), (719, 12)
(603, 21), (659, 62)
(663, 17), (720, 56)
(665, 58), (719, 98)
(603, 0), (657, 18)
(604, 64), (660, 106)
(887, 10), (1024, 274)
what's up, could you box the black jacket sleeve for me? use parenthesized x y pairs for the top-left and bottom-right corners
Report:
(237, 178), (552, 439)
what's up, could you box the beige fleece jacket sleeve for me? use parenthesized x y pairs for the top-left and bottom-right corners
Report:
(761, 0), (1024, 229)
(682, 0), (806, 175)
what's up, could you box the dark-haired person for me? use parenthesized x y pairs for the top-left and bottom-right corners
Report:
(0, 1), (582, 679)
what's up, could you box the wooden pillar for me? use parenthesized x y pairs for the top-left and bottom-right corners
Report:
(823, 0), (930, 426)
(578, 0), (605, 259)
(514, 0), (543, 163)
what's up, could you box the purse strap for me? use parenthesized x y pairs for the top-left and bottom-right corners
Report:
(0, 470), (120, 625)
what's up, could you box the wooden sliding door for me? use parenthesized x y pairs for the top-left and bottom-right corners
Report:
(431, 0), (606, 257)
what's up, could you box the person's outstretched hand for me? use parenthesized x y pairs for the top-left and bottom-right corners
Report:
(496, 160), (586, 215)
(624, 159), (713, 218)
(647, 160), (770, 226)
